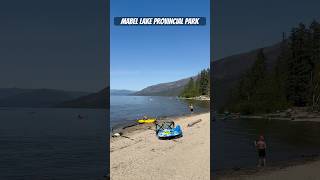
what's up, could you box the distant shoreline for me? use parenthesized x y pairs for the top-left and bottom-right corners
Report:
(178, 95), (210, 101)
(222, 107), (320, 123)
(120, 94), (211, 101)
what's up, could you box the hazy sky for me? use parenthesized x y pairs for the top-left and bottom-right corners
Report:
(0, 0), (107, 92)
(110, 0), (210, 91)
(214, 0), (320, 60)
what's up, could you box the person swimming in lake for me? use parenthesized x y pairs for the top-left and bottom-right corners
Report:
(255, 135), (267, 167)
(189, 104), (194, 113)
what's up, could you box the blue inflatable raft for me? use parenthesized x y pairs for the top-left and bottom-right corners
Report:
(155, 121), (183, 139)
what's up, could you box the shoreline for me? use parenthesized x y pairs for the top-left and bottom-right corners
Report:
(178, 95), (210, 101)
(221, 107), (320, 123)
(216, 107), (320, 179)
(217, 156), (320, 180)
(110, 112), (210, 180)
(111, 111), (209, 135)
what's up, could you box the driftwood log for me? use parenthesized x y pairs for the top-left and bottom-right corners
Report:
(187, 119), (202, 127)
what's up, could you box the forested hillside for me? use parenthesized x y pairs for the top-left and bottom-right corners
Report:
(180, 69), (210, 98)
(224, 21), (320, 114)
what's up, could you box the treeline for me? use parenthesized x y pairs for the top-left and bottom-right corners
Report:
(180, 68), (210, 98)
(225, 20), (320, 114)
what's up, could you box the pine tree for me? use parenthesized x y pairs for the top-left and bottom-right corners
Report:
(286, 23), (312, 106)
(199, 69), (209, 95)
(180, 69), (210, 98)
(272, 32), (290, 109)
(206, 68), (211, 95)
(251, 49), (267, 83)
(244, 48), (267, 101)
(225, 20), (320, 114)
(226, 49), (267, 114)
(309, 20), (320, 109)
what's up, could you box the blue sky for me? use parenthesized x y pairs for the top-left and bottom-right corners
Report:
(0, 0), (106, 92)
(110, 0), (210, 91)
(214, 0), (320, 60)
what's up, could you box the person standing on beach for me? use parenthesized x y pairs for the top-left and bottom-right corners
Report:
(189, 104), (194, 113)
(255, 135), (267, 167)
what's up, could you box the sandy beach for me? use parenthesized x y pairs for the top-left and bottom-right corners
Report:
(110, 112), (210, 180)
(218, 158), (320, 180)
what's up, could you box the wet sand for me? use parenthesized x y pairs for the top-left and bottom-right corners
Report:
(218, 157), (320, 180)
(110, 112), (210, 180)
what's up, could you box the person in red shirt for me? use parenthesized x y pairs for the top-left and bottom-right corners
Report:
(255, 135), (267, 167)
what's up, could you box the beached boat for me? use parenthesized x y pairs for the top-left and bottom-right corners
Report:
(137, 118), (156, 124)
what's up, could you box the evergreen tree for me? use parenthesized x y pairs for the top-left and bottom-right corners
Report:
(226, 49), (268, 114)
(224, 20), (320, 114)
(286, 23), (312, 106)
(206, 68), (211, 95)
(272, 32), (290, 109)
(199, 69), (210, 95)
(180, 69), (210, 98)
(309, 20), (320, 109)
(243, 48), (267, 101)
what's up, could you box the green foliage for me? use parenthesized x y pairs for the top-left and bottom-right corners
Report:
(180, 69), (210, 98)
(226, 48), (281, 114)
(286, 23), (313, 106)
(224, 20), (320, 114)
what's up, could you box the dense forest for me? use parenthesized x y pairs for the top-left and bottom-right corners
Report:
(224, 20), (320, 114)
(180, 68), (210, 98)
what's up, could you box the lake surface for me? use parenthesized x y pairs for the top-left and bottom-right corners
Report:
(212, 117), (320, 173)
(0, 108), (107, 180)
(110, 96), (210, 129)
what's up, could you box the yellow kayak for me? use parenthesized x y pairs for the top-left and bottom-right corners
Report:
(137, 118), (156, 124)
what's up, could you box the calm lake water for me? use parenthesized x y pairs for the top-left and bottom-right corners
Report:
(212, 117), (320, 173)
(110, 96), (210, 129)
(0, 108), (107, 180)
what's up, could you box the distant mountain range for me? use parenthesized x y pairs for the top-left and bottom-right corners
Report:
(59, 76), (197, 109)
(0, 87), (109, 109)
(57, 88), (109, 109)
(0, 88), (34, 99)
(213, 42), (282, 109)
(133, 76), (197, 96)
(0, 88), (89, 108)
(110, 89), (136, 96)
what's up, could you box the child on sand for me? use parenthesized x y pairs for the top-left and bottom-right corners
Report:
(254, 135), (267, 167)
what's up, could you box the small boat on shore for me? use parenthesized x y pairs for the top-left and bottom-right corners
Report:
(137, 118), (156, 124)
